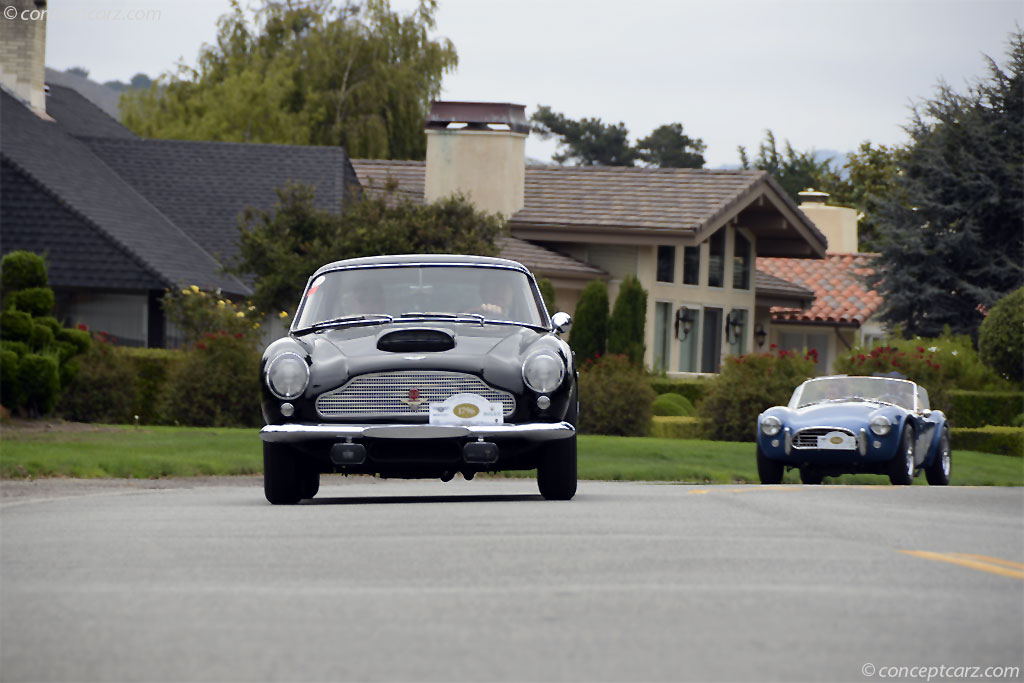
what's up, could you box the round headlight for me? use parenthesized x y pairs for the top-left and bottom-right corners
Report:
(266, 352), (309, 400)
(523, 350), (565, 394)
(761, 415), (782, 437)
(870, 415), (892, 436)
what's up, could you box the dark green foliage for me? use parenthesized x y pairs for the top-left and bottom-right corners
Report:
(0, 310), (32, 342)
(978, 287), (1024, 384)
(951, 426), (1024, 457)
(10, 287), (55, 317)
(36, 316), (61, 334)
(0, 350), (21, 409)
(577, 354), (655, 436)
(537, 278), (557, 314)
(0, 340), (29, 357)
(229, 183), (505, 314)
(0, 250), (47, 294)
(122, 347), (183, 425)
(737, 130), (840, 203)
(868, 32), (1023, 338)
(58, 338), (139, 424)
(635, 123), (706, 168)
(56, 328), (92, 355)
(18, 354), (60, 416)
(567, 280), (609, 364)
(948, 390), (1024, 428)
(652, 393), (695, 417)
(697, 350), (816, 442)
(121, 1), (457, 160)
(160, 333), (261, 428)
(649, 378), (710, 405)
(828, 142), (908, 252)
(29, 322), (55, 349)
(607, 273), (647, 366)
(649, 416), (706, 439)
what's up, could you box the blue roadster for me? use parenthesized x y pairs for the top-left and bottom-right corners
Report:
(756, 376), (951, 485)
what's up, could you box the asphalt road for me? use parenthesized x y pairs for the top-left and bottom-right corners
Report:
(1, 478), (1022, 683)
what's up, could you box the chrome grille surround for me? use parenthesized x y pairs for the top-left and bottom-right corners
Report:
(792, 427), (856, 449)
(316, 371), (515, 419)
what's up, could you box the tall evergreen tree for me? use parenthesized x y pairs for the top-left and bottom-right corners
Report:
(737, 130), (840, 203)
(634, 123), (706, 168)
(531, 106), (636, 166)
(568, 280), (609, 363)
(868, 30), (1023, 339)
(607, 273), (647, 366)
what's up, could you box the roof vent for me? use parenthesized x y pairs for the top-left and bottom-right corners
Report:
(798, 188), (830, 204)
(426, 101), (529, 135)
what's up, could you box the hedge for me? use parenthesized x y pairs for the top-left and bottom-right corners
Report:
(120, 347), (183, 424)
(649, 378), (710, 405)
(650, 416), (708, 440)
(948, 390), (1024, 428)
(951, 426), (1024, 458)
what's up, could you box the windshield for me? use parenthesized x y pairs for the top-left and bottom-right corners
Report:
(294, 265), (547, 330)
(789, 377), (917, 411)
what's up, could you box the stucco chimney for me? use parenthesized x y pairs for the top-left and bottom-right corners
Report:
(424, 101), (528, 217)
(0, 0), (47, 114)
(797, 188), (860, 253)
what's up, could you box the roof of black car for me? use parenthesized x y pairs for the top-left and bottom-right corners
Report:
(314, 254), (531, 275)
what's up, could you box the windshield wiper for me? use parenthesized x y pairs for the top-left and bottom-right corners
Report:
(295, 314), (394, 334)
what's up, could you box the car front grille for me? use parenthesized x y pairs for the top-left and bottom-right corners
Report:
(315, 371), (516, 419)
(792, 427), (855, 449)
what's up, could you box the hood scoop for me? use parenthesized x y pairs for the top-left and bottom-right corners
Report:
(377, 327), (455, 353)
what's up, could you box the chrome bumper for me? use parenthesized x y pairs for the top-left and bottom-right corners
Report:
(260, 421), (576, 443)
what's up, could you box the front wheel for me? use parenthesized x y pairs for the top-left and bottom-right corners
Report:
(537, 435), (577, 500)
(925, 428), (951, 486)
(264, 442), (304, 505)
(800, 468), (824, 485)
(888, 427), (915, 486)
(757, 446), (784, 484)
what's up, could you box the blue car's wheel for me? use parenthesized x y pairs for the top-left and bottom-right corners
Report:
(800, 468), (824, 485)
(888, 427), (915, 486)
(757, 445), (784, 484)
(925, 427), (951, 486)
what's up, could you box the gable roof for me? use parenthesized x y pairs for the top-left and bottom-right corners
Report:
(44, 84), (136, 140)
(0, 88), (249, 295)
(350, 160), (828, 257)
(495, 236), (606, 281)
(758, 253), (882, 326)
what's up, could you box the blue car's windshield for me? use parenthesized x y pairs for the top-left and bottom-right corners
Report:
(294, 265), (546, 331)
(790, 377), (917, 411)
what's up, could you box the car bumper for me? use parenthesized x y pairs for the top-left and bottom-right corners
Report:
(260, 421), (576, 443)
(759, 427), (896, 464)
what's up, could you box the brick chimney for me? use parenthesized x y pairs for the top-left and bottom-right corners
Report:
(424, 101), (528, 217)
(798, 188), (860, 253)
(0, 0), (47, 113)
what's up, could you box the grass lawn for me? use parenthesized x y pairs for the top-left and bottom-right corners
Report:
(1, 423), (1021, 486)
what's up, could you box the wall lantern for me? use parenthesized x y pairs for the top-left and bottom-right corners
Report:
(675, 306), (695, 340)
(726, 310), (745, 344)
(754, 323), (767, 348)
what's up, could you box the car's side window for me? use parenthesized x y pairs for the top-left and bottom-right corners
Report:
(917, 386), (930, 411)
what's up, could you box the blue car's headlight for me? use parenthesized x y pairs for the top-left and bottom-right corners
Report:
(266, 352), (309, 400)
(523, 350), (564, 394)
(761, 415), (782, 436)
(870, 415), (892, 436)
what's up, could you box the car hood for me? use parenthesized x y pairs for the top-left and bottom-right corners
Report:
(762, 401), (906, 431)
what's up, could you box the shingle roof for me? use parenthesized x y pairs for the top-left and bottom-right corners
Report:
(44, 84), (136, 140)
(758, 253), (882, 326)
(755, 268), (815, 302)
(0, 89), (249, 295)
(84, 137), (357, 268)
(495, 236), (606, 280)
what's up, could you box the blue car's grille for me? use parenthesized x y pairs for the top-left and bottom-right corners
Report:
(315, 371), (516, 419)
(792, 427), (855, 449)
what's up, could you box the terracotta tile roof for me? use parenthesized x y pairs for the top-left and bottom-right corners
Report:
(758, 253), (882, 326)
(495, 236), (606, 280)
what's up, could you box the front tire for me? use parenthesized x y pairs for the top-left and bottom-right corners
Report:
(888, 426), (915, 486)
(757, 446), (784, 484)
(537, 435), (577, 500)
(800, 468), (824, 485)
(264, 442), (304, 505)
(925, 427), (951, 486)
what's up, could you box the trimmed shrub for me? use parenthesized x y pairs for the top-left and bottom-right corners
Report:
(978, 287), (1023, 385)
(649, 378), (710, 405)
(18, 353), (60, 416)
(607, 273), (647, 366)
(58, 337), (138, 424)
(159, 332), (261, 427)
(537, 277), (557, 314)
(0, 340), (30, 357)
(0, 310), (32, 342)
(650, 416), (707, 439)
(948, 390), (1024, 428)
(0, 350), (22, 410)
(121, 347), (183, 425)
(951, 426), (1024, 458)
(698, 349), (816, 442)
(10, 287), (55, 317)
(0, 250), (47, 293)
(57, 328), (91, 355)
(568, 280), (609, 364)
(652, 392), (695, 417)
(578, 354), (656, 436)
(29, 322), (55, 349)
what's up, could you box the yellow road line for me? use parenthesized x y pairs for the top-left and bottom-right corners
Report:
(900, 550), (1024, 580)
(686, 486), (801, 495)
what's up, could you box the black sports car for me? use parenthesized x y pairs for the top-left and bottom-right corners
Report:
(258, 254), (578, 504)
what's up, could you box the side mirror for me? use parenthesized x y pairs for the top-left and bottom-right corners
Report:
(551, 311), (572, 335)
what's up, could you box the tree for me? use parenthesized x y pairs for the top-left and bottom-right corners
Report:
(829, 141), (908, 252)
(868, 30), (1024, 339)
(567, 280), (609, 363)
(737, 130), (841, 202)
(228, 182), (506, 314)
(607, 273), (647, 366)
(978, 287), (1024, 384)
(635, 123), (705, 168)
(121, 0), (457, 160)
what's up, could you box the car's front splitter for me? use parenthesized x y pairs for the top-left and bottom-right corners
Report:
(260, 421), (576, 443)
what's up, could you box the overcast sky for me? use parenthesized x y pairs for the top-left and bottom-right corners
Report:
(45, 0), (1022, 168)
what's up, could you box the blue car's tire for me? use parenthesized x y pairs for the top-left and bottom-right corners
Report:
(800, 468), (824, 485)
(925, 427), (951, 486)
(757, 446), (784, 484)
(888, 427), (915, 486)
(264, 442), (304, 505)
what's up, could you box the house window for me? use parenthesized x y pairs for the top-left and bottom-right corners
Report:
(701, 307), (723, 372)
(732, 232), (751, 290)
(779, 331), (830, 374)
(727, 309), (748, 356)
(677, 306), (700, 372)
(656, 246), (675, 283)
(708, 230), (725, 288)
(653, 302), (672, 372)
(683, 246), (700, 286)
